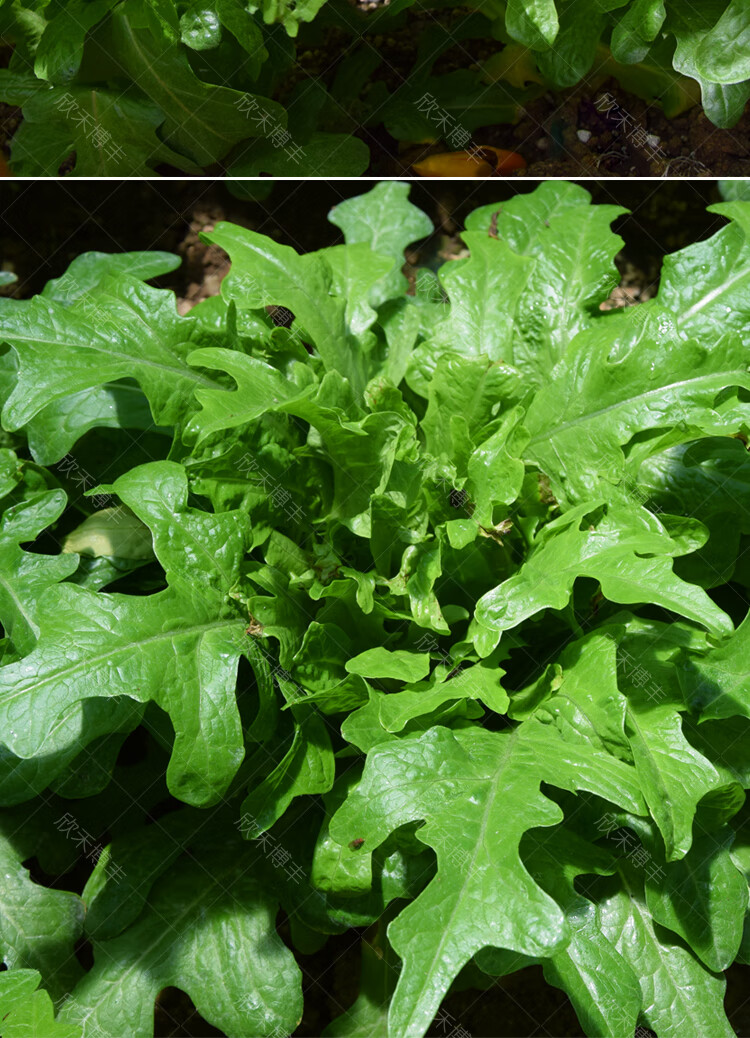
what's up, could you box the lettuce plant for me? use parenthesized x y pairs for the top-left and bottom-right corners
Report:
(480, 0), (750, 128)
(1, 0), (747, 176)
(1, 181), (750, 1038)
(0, 0), (371, 176)
(381, 0), (750, 134)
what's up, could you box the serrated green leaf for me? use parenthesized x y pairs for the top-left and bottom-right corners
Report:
(0, 71), (189, 177)
(533, 631), (631, 759)
(240, 711), (334, 835)
(328, 181), (433, 296)
(636, 437), (750, 588)
(203, 223), (370, 394)
(524, 310), (750, 507)
(427, 236), (532, 363)
(34, 0), (115, 82)
(523, 826), (641, 1038)
(0, 821), (84, 1000)
(595, 861), (735, 1037)
(81, 808), (203, 940)
(645, 825), (746, 971)
(420, 356), (524, 459)
(108, 2), (285, 167)
(0, 488), (78, 653)
(42, 251), (181, 303)
(0, 278), (217, 431)
(60, 842), (303, 1037)
(658, 200), (750, 339)
(461, 182), (625, 387)
(3, 182), (750, 1038)
(626, 699), (722, 862)
(0, 463), (252, 806)
(473, 502), (731, 656)
(0, 969), (82, 1038)
(377, 655), (508, 733)
(346, 647), (431, 682)
(680, 609), (750, 722)
(330, 722), (645, 1037)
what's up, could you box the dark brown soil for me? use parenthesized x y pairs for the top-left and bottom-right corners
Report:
(495, 80), (749, 178)
(381, 76), (750, 178)
(3, 180), (750, 1038)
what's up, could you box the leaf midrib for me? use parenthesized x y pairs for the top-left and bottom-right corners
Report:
(118, 18), (233, 151)
(526, 369), (748, 447)
(0, 615), (242, 710)
(9, 319), (217, 391)
(676, 258), (750, 325)
(396, 734), (517, 1036)
(621, 869), (724, 1033)
(0, 560), (38, 640)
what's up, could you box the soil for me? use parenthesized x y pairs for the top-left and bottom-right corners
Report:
(377, 74), (750, 179)
(2, 180), (750, 1037)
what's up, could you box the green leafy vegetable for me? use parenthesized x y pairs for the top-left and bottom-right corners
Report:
(0, 0), (747, 176)
(0, 180), (749, 1038)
